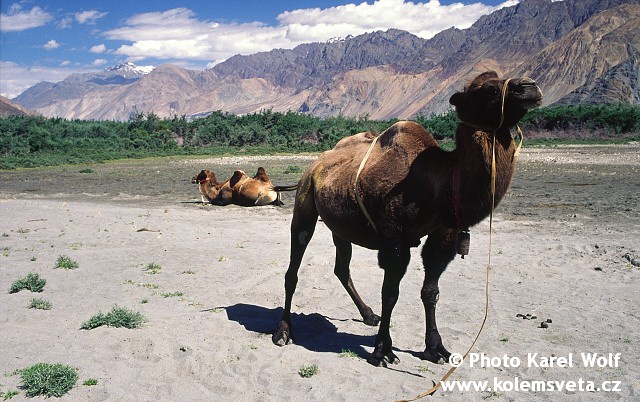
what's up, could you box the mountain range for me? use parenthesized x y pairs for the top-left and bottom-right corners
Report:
(11, 0), (640, 121)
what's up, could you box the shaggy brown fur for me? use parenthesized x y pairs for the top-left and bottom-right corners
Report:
(272, 71), (543, 367)
(193, 167), (297, 206)
(192, 169), (234, 205)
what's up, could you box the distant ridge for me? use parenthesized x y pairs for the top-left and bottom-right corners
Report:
(12, 0), (640, 121)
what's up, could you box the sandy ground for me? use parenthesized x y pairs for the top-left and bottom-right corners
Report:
(0, 145), (639, 401)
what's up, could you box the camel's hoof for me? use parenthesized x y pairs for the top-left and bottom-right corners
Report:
(367, 351), (400, 367)
(272, 321), (292, 346)
(364, 313), (381, 326)
(422, 347), (451, 364)
(422, 350), (447, 364)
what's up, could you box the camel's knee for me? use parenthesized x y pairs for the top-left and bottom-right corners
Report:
(421, 285), (439, 306)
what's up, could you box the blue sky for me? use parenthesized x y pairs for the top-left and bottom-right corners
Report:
(0, 0), (519, 98)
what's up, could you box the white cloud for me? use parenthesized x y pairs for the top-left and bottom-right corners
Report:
(0, 4), (53, 32)
(90, 44), (107, 54)
(104, 1), (518, 64)
(0, 61), (97, 98)
(92, 58), (108, 66)
(75, 10), (108, 25)
(44, 40), (60, 50)
(57, 16), (73, 29)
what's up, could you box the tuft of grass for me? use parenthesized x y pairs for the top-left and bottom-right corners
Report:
(82, 378), (98, 386)
(339, 349), (358, 358)
(283, 165), (303, 174)
(298, 364), (319, 378)
(81, 306), (147, 330)
(1, 389), (20, 400)
(79, 168), (95, 174)
(9, 272), (46, 293)
(161, 291), (184, 298)
(54, 255), (79, 270)
(17, 363), (78, 398)
(29, 298), (52, 310)
(143, 262), (161, 274)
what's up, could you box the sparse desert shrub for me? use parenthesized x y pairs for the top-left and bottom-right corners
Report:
(143, 262), (161, 274)
(9, 272), (46, 293)
(17, 363), (78, 397)
(54, 255), (79, 269)
(83, 378), (98, 386)
(29, 298), (52, 310)
(81, 306), (147, 330)
(298, 364), (319, 378)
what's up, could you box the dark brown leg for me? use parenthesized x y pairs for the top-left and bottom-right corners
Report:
(332, 234), (380, 326)
(272, 182), (318, 346)
(367, 242), (410, 367)
(421, 227), (457, 363)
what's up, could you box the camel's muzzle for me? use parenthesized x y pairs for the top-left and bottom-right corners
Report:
(509, 78), (543, 109)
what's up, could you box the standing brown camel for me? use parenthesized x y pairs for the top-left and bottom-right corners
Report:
(272, 71), (543, 367)
(192, 167), (297, 206)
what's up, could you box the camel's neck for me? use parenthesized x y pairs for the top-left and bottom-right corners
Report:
(202, 181), (222, 199)
(448, 124), (517, 228)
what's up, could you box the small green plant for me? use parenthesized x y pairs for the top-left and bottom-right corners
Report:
(499, 335), (510, 343)
(284, 165), (303, 174)
(181, 270), (195, 274)
(9, 272), (46, 293)
(30, 256), (37, 261)
(2, 232), (9, 237)
(161, 291), (184, 298)
(17, 363), (78, 397)
(298, 364), (319, 378)
(339, 349), (358, 358)
(29, 298), (52, 310)
(79, 168), (95, 174)
(83, 378), (98, 386)
(1, 389), (19, 400)
(140, 298), (149, 304)
(416, 365), (435, 374)
(143, 262), (161, 274)
(81, 306), (147, 330)
(2, 247), (9, 257)
(54, 255), (79, 270)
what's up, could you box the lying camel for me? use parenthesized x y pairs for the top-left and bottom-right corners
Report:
(192, 167), (297, 206)
(192, 169), (234, 205)
(272, 71), (543, 367)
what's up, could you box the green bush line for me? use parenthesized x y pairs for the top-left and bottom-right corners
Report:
(1, 104), (638, 169)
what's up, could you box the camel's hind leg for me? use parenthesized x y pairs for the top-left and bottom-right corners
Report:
(332, 234), (381, 326)
(272, 182), (318, 346)
(421, 227), (457, 363)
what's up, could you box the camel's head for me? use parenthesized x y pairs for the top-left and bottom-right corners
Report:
(192, 169), (216, 185)
(449, 71), (543, 131)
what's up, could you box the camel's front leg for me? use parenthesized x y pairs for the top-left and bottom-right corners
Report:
(367, 243), (410, 367)
(421, 227), (457, 363)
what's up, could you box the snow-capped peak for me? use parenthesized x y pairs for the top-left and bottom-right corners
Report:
(105, 62), (154, 76)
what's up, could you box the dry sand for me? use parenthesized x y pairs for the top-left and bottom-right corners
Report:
(0, 145), (639, 401)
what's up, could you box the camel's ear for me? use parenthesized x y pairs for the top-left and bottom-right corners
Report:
(450, 92), (464, 106)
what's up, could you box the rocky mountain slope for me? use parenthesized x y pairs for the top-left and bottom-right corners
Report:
(12, 0), (640, 121)
(0, 95), (38, 117)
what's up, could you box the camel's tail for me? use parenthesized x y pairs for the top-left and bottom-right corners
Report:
(271, 184), (298, 207)
(273, 184), (298, 192)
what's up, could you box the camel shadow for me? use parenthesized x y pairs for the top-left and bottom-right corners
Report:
(222, 303), (374, 357)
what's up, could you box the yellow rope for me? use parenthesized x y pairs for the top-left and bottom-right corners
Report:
(354, 134), (381, 232)
(399, 78), (516, 401)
